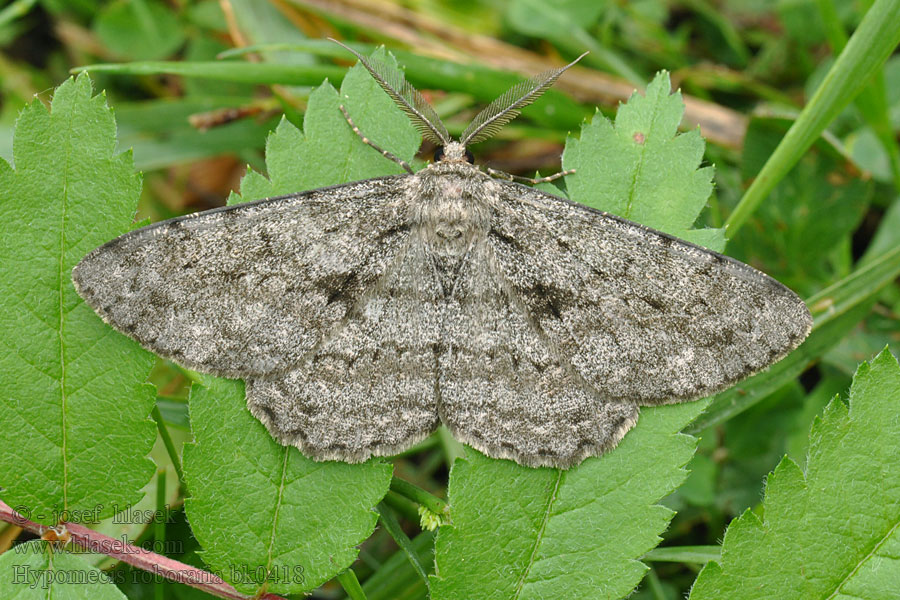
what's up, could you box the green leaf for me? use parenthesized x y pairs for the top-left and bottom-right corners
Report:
(183, 375), (392, 595)
(0, 74), (157, 525)
(430, 401), (707, 600)
(181, 48), (415, 595)
(677, 452), (718, 507)
(185, 0), (227, 31)
(844, 57), (900, 187)
(0, 541), (127, 599)
(859, 191), (900, 268)
(690, 348), (900, 599)
(507, 0), (606, 37)
(93, 0), (185, 61)
(563, 71), (722, 250)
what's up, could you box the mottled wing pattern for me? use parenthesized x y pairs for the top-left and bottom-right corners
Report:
(72, 176), (411, 377)
(246, 232), (443, 462)
(487, 182), (812, 404)
(437, 241), (638, 468)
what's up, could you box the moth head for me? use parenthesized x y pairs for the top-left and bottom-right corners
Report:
(433, 143), (475, 164)
(330, 39), (587, 161)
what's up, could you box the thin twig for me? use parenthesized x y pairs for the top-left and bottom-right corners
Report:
(0, 501), (287, 600)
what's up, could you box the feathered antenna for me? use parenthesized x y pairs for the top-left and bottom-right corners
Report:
(330, 38), (451, 147)
(459, 52), (588, 146)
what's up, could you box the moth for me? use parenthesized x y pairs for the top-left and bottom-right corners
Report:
(73, 43), (812, 469)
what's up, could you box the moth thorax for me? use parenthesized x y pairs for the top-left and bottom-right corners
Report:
(417, 194), (489, 258)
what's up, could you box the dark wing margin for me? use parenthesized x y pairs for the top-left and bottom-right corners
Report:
(487, 181), (812, 405)
(72, 176), (412, 378)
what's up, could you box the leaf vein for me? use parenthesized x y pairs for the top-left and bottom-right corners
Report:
(824, 518), (900, 600)
(623, 95), (661, 219)
(512, 470), (563, 599)
(260, 446), (291, 595)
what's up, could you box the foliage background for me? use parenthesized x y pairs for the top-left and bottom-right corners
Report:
(0, 1), (898, 599)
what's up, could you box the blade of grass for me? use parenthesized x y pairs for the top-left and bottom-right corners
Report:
(150, 404), (184, 483)
(71, 61), (344, 86)
(381, 491), (421, 524)
(220, 41), (590, 130)
(0, 0), (37, 28)
(374, 503), (429, 589)
(688, 243), (900, 432)
(644, 569), (667, 600)
(73, 48), (588, 131)
(336, 568), (368, 600)
(389, 477), (448, 517)
(154, 397), (190, 431)
(216, 38), (351, 60)
(681, 0), (750, 66)
(817, 0), (900, 190)
(437, 425), (465, 470)
(363, 531), (434, 600)
(725, 0), (900, 236)
(644, 545), (721, 564)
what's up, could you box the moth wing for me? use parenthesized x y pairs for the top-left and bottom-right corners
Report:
(72, 176), (411, 377)
(437, 242), (639, 468)
(246, 232), (442, 462)
(488, 182), (812, 404)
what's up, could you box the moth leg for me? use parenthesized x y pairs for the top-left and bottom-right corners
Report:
(486, 166), (575, 185)
(339, 104), (414, 174)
